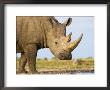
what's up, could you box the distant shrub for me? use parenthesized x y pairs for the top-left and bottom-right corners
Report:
(87, 57), (93, 59)
(37, 58), (42, 61)
(44, 57), (48, 61)
(51, 57), (59, 60)
(76, 57), (94, 66)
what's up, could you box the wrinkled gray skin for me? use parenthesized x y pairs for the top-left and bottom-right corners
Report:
(16, 16), (83, 74)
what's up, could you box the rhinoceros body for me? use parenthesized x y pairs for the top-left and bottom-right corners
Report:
(16, 16), (83, 73)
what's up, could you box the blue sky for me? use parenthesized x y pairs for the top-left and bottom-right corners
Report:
(17, 16), (94, 59)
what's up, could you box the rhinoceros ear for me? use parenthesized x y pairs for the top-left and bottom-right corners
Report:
(64, 18), (72, 26)
(49, 17), (58, 27)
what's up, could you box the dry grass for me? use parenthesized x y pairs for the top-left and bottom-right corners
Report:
(16, 57), (94, 74)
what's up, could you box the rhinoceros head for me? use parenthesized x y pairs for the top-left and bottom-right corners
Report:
(46, 17), (83, 60)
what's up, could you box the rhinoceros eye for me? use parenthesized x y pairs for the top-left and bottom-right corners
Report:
(55, 42), (58, 44)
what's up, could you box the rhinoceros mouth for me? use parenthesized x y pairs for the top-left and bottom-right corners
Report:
(57, 50), (72, 60)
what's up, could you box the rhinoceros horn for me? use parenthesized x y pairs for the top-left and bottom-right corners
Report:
(64, 32), (72, 43)
(65, 33), (83, 52)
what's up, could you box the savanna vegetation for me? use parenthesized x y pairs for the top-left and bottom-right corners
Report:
(16, 57), (94, 74)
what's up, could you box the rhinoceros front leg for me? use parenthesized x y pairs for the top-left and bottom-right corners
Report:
(24, 44), (38, 74)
